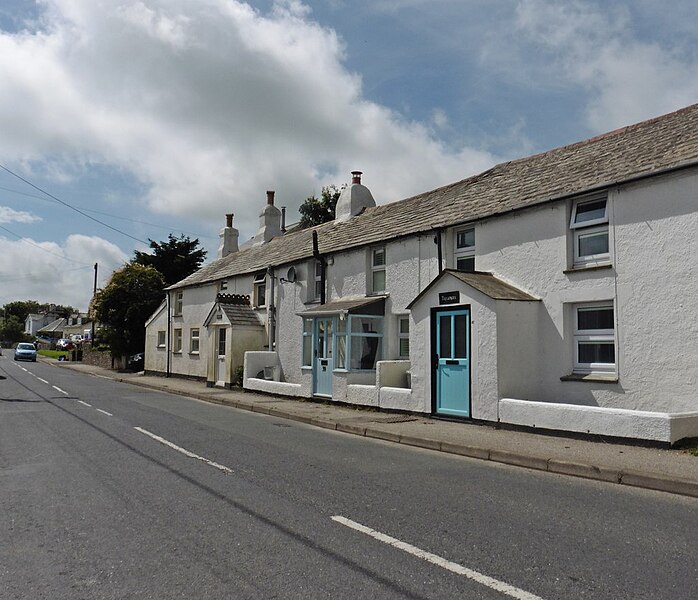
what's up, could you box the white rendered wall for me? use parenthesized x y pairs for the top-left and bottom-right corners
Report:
(144, 306), (167, 373)
(475, 169), (698, 414)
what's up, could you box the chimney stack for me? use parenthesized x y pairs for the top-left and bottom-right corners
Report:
(351, 171), (362, 184)
(335, 170), (375, 221)
(255, 190), (282, 244)
(218, 212), (239, 258)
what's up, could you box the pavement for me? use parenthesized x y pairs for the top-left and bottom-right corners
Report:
(50, 359), (698, 499)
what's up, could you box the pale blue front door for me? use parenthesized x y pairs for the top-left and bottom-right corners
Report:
(313, 318), (334, 396)
(435, 308), (471, 417)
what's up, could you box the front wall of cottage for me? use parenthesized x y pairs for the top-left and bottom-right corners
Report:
(475, 169), (697, 413)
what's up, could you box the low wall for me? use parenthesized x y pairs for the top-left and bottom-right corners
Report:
(243, 351), (279, 383)
(245, 378), (304, 397)
(81, 349), (113, 369)
(499, 398), (698, 444)
(346, 384), (379, 407)
(377, 360), (410, 388)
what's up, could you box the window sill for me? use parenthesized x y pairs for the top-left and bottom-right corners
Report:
(560, 372), (618, 383)
(564, 263), (613, 275)
(157, 345), (166, 350)
(189, 352), (200, 356)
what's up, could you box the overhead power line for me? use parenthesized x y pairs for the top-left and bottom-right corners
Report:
(0, 184), (214, 240)
(0, 224), (93, 265)
(0, 163), (148, 244)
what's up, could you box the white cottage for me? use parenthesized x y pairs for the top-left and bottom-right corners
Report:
(145, 104), (698, 444)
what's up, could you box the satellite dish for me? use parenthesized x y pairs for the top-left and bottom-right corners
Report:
(286, 266), (297, 283)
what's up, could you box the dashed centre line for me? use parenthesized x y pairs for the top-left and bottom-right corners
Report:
(96, 408), (113, 417)
(37, 377), (49, 384)
(52, 386), (68, 395)
(331, 516), (545, 600)
(134, 427), (233, 474)
(77, 400), (92, 407)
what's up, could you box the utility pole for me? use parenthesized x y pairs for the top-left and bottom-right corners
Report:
(91, 263), (98, 343)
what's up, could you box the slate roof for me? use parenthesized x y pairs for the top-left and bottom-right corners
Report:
(172, 103), (698, 290)
(298, 295), (387, 316)
(406, 270), (538, 308)
(219, 303), (264, 328)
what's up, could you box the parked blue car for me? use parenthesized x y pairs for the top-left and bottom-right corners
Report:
(14, 343), (37, 362)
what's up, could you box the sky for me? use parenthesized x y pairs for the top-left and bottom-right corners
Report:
(1, 0), (697, 311)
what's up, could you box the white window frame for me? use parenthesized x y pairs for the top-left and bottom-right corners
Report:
(173, 291), (183, 316)
(157, 330), (166, 348)
(370, 247), (386, 294)
(253, 271), (266, 307)
(189, 328), (200, 354)
(313, 260), (323, 301)
(301, 318), (313, 367)
(573, 302), (615, 374)
(173, 328), (183, 354)
(570, 195), (610, 267)
(398, 316), (409, 359)
(219, 280), (228, 292)
(454, 227), (475, 272)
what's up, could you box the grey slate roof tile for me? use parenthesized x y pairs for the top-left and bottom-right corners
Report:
(172, 103), (698, 290)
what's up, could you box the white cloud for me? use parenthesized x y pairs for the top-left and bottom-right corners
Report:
(0, 234), (127, 309)
(509, 0), (698, 131)
(0, 0), (497, 241)
(0, 206), (40, 224)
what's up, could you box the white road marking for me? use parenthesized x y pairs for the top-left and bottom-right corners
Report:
(96, 409), (113, 417)
(331, 516), (545, 600)
(134, 427), (232, 474)
(77, 400), (92, 407)
(52, 386), (68, 395)
(37, 377), (49, 384)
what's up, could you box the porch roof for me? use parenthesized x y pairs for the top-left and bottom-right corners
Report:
(298, 295), (387, 316)
(406, 270), (538, 309)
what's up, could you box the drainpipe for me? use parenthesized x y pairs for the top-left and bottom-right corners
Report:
(312, 230), (326, 304)
(166, 291), (171, 377)
(433, 228), (443, 274)
(267, 266), (275, 350)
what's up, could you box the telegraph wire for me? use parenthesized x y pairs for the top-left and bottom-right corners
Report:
(0, 224), (93, 265)
(0, 163), (148, 244)
(0, 184), (214, 240)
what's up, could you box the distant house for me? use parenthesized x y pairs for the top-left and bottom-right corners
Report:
(145, 104), (698, 444)
(25, 312), (60, 336)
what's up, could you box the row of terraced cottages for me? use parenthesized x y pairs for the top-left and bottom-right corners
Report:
(145, 104), (698, 444)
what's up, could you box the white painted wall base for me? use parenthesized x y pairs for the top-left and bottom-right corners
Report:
(379, 387), (421, 412)
(245, 377), (305, 397)
(499, 398), (698, 444)
(347, 384), (379, 407)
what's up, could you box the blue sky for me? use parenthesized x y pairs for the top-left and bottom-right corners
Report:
(1, 0), (697, 310)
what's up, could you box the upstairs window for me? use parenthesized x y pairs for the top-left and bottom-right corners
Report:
(173, 291), (183, 316)
(371, 247), (386, 294)
(219, 280), (228, 292)
(157, 330), (166, 348)
(574, 303), (615, 373)
(314, 260), (323, 301)
(253, 271), (266, 307)
(454, 227), (475, 272)
(570, 196), (609, 267)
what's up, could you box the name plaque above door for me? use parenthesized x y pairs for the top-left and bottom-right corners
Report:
(439, 291), (460, 305)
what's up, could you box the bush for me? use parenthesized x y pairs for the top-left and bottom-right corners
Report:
(233, 365), (244, 387)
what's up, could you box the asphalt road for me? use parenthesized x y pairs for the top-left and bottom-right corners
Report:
(1, 355), (696, 600)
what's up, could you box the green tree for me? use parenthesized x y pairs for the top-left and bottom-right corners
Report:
(92, 263), (165, 358)
(132, 234), (207, 287)
(0, 315), (29, 345)
(298, 185), (342, 229)
(3, 300), (41, 324)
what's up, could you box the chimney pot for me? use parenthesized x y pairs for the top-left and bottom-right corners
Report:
(266, 190), (275, 205)
(226, 213), (233, 227)
(351, 171), (362, 184)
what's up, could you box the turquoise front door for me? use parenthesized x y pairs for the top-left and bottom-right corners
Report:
(434, 308), (471, 417)
(313, 318), (334, 396)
